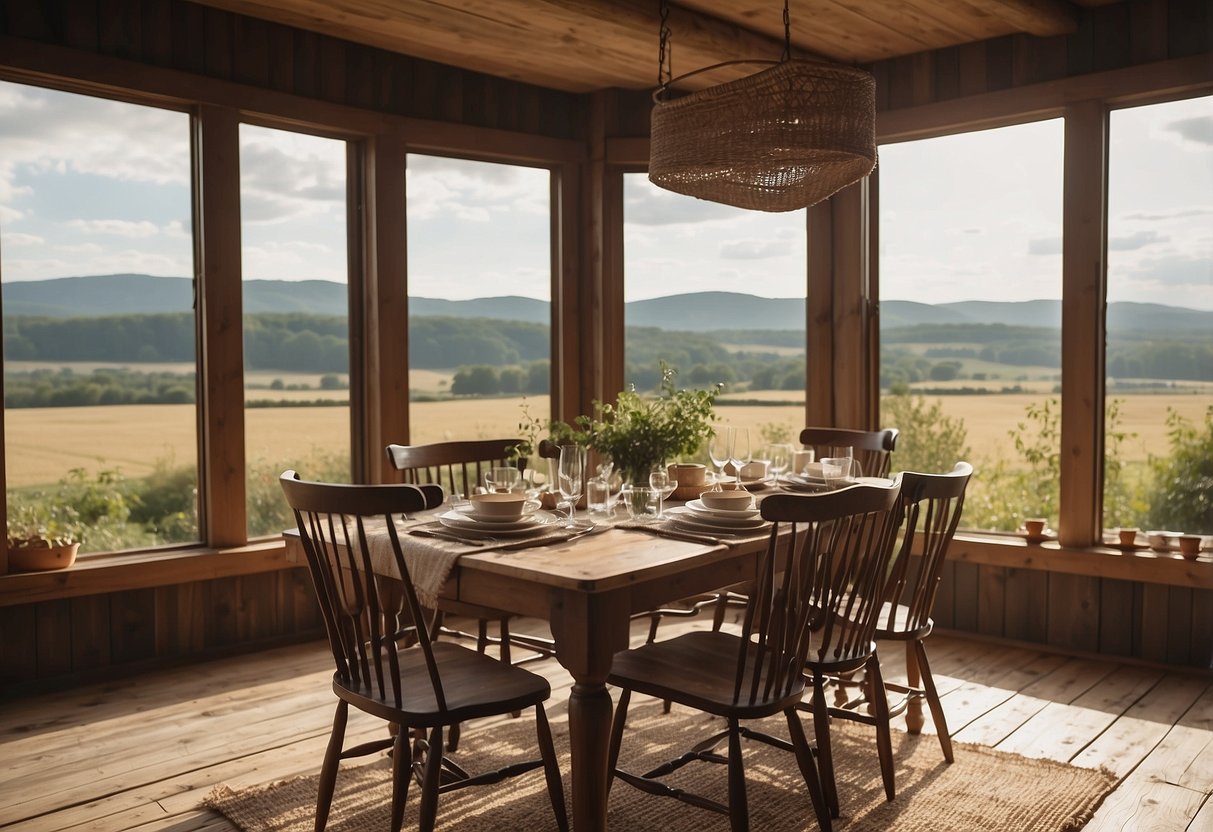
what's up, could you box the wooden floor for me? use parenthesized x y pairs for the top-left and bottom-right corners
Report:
(1, 615), (1211, 831)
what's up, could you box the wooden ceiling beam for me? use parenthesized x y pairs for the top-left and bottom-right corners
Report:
(980, 0), (1080, 36)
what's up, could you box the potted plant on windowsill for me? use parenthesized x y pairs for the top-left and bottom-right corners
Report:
(5, 502), (85, 572)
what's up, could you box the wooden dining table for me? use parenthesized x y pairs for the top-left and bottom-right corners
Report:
(286, 517), (771, 831)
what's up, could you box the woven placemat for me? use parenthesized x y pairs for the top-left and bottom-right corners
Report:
(208, 700), (1114, 831)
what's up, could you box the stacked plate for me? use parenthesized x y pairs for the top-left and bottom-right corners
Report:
(438, 507), (559, 538)
(778, 473), (834, 493)
(665, 500), (770, 535)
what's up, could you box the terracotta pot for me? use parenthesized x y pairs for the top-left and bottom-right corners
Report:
(9, 542), (79, 572)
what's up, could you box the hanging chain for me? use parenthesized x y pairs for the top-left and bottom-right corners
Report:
(782, 0), (791, 62)
(658, 0), (672, 88)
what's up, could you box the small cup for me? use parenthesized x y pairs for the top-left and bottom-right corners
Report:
(819, 457), (851, 487)
(740, 460), (769, 481)
(1178, 535), (1202, 559)
(1023, 518), (1047, 540)
(484, 466), (521, 493)
(624, 487), (659, 522)
(1118, 528), (1139, 547)
(668, 463), (706, 487)
(792, 449), (815, 474)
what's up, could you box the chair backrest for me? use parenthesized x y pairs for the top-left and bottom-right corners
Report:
(280, 470), (449, 709)
(880, 462), (973, 635)
(385, 438), (522, 498)
(799, 426), (899, 478)
(734, 481), (903, 705)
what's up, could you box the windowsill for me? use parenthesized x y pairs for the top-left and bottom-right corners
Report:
(946, 533), (1213, 589)
(1, 531), (1208, 608)
(0, 539), (295, 607)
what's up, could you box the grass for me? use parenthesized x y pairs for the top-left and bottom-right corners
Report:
(6, 392), (1210, 490)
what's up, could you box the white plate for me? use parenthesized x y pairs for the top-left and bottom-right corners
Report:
(666, 506), (768, 532)
(438, 510), (557, 535)
(778, 474), (833, 492)
(685, 499), (762, 520)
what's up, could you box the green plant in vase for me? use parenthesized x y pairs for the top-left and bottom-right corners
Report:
(572, 364), (720, 485)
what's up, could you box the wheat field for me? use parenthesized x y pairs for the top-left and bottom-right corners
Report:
(5, 392), (1209, 489)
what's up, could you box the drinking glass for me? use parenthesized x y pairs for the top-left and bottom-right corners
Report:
(623, 486), (659, 522)
(729, 428), (751, 488)
(708, 425), (734, 490)
(648, 467), (677, 518)
(766, 443), (792, 480)
(557, 444), (587, 526)
(826, 445), (862, 479)
(484, 466), (520, 493)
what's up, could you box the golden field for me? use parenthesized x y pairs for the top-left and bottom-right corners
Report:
(5, 393), (1209, 489)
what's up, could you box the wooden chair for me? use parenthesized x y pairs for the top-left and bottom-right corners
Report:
(279, 471), (567, 832)
(826, 461), (973, 800)
(385, 439), (555, 667)
(799, 426), (899, 478)
(606, 481), (904, 832)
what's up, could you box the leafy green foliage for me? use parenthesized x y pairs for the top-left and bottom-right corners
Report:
(882, 392), (971, 476)
(1147, 407), (1213, 534)
(565, 365), (720, 484)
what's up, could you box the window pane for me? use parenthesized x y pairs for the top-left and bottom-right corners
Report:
(1105, 96), (1213, 538)
(878, 120), (1064, 532)
(405, 155), (551, 445)
(1, 82), (198, 554)
(623, 174), (807, 453)
(240, 125), (349, 537)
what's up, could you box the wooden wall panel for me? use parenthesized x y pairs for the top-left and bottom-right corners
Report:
(1002, 567), (1049, 643)
(34, 599), (73, 678)
(1099, 577), (1135, 657)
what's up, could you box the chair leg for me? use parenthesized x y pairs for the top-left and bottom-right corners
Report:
(499, 617), (513, 665)
(418, 725), (444, 832)
(904, 640), (924, 733)
(476, 619), (489, 653)
(785, 708), (831, 832)
(915, 639), (954, 763)
(446, 721), (461, 753)
(810, 674), (840, 818)
(535, 704), (570, 832)
(315, 701), (348, 832)
(390, 728), (410, 832)
(606, 687), (632, 800)
(726, 718), (749, 832)
(866, 654), (896, 801)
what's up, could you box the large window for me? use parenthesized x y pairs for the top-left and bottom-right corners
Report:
(623, 174), (807, 452)
(405, 154), (552, 444)
(878, 120), (1065, 532)
(0, 81), (198, 554)
(1104, 95), (1213, 537)
(239, 125), (350, 537)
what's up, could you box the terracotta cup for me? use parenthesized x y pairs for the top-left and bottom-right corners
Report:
(1118, 528), (1139, 547)
(1023, 518), (1047, 539)
(1178, 535), (1201, 559)
(668, 462), (706, 487)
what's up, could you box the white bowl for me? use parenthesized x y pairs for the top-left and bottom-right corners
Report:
(700, 490), (754, 511)
(468, 492), (529, 520)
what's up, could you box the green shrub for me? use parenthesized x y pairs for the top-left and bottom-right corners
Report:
(1147, 406), (1213, 534)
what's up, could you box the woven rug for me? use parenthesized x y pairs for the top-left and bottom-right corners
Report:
(207, 700), (1115, 831)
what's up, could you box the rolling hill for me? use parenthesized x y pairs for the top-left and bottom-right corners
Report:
(3, 274), (1210, 335)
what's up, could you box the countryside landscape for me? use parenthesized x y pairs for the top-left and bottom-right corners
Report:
(4, 274), (1211, 547)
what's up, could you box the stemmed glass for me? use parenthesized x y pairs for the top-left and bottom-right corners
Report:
(708, 425), (734, 491)
(648, 466), (677, 518)
(557, 444), (587, 527)
(729, 428), (752, 488)
(766, 443), (792, 482)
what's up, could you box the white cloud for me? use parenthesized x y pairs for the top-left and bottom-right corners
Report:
(1165, 115), (1213, 146)
(719, 238), (793, 259)
(67, 219), (159, 238)
(2, 231), (43, 246)
(1108, 230), (1169, 251)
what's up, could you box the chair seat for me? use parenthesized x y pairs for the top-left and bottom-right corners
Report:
(608, 630), (805, 720)
(337, 641), (551, 726)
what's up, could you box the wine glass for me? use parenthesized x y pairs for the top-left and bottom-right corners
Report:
(484, 466), (520, 493)
(648, 466), (677, 518)
(729, 428), (751, 489)
(766, 443), (792, 481)
(708, 425), (734, 491)
(557, 444), (587, 526)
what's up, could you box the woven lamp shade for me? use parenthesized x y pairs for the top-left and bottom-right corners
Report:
(649, 59), (877, 212)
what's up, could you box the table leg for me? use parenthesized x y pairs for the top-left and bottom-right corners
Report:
(550, 589), (631, 832)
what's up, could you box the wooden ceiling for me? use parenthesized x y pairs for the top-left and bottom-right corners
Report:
(188, 0), (1122, 93)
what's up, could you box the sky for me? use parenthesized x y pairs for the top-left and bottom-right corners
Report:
(1, 80), (1210, 309)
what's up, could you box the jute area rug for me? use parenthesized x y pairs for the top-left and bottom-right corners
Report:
(207, 700), (1115, 831)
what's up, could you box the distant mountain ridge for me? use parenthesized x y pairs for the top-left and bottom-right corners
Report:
(4, 274), (1211, 334)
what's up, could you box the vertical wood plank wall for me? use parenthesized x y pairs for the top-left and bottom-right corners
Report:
(0, 0), (1209, 696)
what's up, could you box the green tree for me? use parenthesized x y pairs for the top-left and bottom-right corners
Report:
(881, 391), (971, 475)
(1148, 406), (1213, 534)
